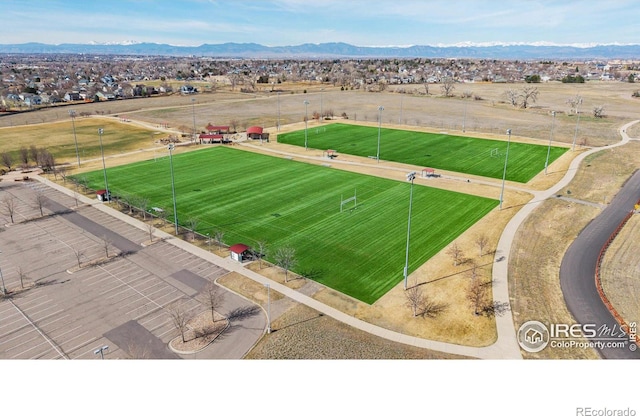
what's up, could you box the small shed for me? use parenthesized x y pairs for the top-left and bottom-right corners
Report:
(229, 243), (250, 263)
(206, 124), (230, 134)
(247, 126), (269, 142)
(96, 189), (111, 202)
(422, 168), (435, 178)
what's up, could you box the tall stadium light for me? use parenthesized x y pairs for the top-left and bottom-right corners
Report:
(377, 106), (384, 163)
(191, 98), (197, 143)
(499, 129), (512, 210)
(98, 128), (109, 201)
(462, 99), (468, 133)
(572, 98), (582, 151)
(320, 88), (324, 123)
(277, 92), (281, 132)
(168, 144), (179, 236)
(69, 110), (81, 168)
(403, 171), (416, 290)
(93, 345), (109, 359)
(545, 111), (556, 175)
(304, 100), (310, 150)
(265, 283), (271, 334)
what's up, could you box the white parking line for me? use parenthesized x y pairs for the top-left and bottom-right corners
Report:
(6, 299), (67, 359)
(64, 336), (99, 355)
(0, 326), (38, 346)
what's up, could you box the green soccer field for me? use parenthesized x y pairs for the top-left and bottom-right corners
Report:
(74, 146), (497, 304)
(277, 123), (568, 183)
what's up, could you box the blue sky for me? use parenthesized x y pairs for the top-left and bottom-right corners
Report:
(2, 0), (639, 47)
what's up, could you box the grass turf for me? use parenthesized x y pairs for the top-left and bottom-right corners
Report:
(73, 146), (497, 304)
(277, 123), (568, 183)
(0, 118), (159, 165)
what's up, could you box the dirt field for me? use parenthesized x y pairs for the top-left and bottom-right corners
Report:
(5, 79), (640, 358)
(600, 214), (640, 328)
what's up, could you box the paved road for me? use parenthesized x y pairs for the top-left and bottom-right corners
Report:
(23, 119), (639, 359)
(559, 170), (640, 359)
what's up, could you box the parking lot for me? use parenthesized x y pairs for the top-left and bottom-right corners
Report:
(0, 178), (263, 359)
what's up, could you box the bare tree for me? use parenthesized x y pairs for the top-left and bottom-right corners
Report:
(505, 88), (520, 107)
(255, 240), (268, 269)
(169, 301), (191, 343)
(19, 147), (29, 168)
(593, 105), (606, 118)
(124, 343), (151, 359)
(72, 247), (84, 269)
(33, 190), (47, 217)
(466, 262), (486, 316)
(29, 145), (38, 165)
(101, 235), (113, 259)
(147, 222), (155, 243)
(520, 86), (539, 109)
(274, 246), (296, 283)
(566, 94), (583, 115)
(138, 197), (149, 220)
(475, 234), (489, 257)
(186, 217), (199, 241)
(404, 282), (426, 317)
(1, 152), (13, 170)
(200, 281), (225, 322)
(446, 242), (464, 266)
(58, 166), (68, 183)
(155, 207), (168, 226)
(1, 194), (16, 223)
(17, 267), (27, 289)
(440, 78), (455, 97)
(214, 229), (225, 253)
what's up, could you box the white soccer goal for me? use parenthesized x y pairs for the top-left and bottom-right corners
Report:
(340, 189), (357, 212)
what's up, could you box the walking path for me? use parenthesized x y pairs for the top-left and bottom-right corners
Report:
(34, 119), (638, 359)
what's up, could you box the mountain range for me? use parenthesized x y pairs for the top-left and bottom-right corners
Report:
(1, 42), (640, 60)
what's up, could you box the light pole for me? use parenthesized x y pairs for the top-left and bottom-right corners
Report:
(277, 92), (281, 131)
(206, 232), (211, 251)
(98, 128), (109, 200)
(403, 171), (416, 290)
(191, 98), (197, 143)
(462, 99), (468, 132)
(265, 283), (271, 334)
(499, 129), (512, 210)
(0, 250), (6, 295)
(304, 100), (310, 150)
(545, 111), (556, 175)
(320, 88), (324, 123)
(94, 345), (109, 359)
(377, 106), (384, 163)
(572, 98), (582, 151)
(168, 144), (179, 235)
(69, 110), (81, 168)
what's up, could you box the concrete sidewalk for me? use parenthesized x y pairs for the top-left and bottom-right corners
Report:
(33, 120), (637, 359)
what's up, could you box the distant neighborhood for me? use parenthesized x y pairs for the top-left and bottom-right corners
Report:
(1, 54), (638, 111)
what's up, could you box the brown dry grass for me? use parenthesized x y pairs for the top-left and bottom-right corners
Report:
(12, 80), (640, 358)
(600, 214), (640, 327)
(559, 141), (640, 203)
(510, 198), (601, 359)
(169, 310), (228, 354)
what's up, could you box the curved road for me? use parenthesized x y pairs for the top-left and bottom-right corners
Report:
(560, 171), (640, 359)
(46, 115), (640, 359)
